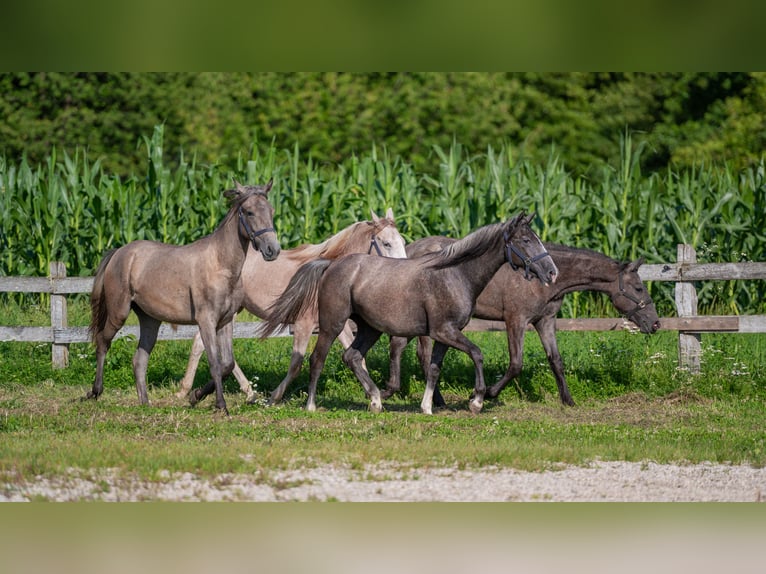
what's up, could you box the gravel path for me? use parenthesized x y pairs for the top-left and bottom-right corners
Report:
(2, 461), (764, 501)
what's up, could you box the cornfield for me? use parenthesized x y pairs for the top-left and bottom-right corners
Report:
(1, 126), (764, 316)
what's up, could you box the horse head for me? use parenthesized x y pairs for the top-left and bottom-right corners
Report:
(228, 180), (281, 261)
(611, 257), (661, 334)
(368, 208), (407, 258)
(504, 212), (558, 285)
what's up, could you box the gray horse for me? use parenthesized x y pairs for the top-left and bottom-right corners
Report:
(87, 181), (280, 415)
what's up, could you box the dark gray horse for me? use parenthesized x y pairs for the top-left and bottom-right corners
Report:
(87, 181), (280, 415)
(259, 213), (558, 414)
(385, 239), (661, 407)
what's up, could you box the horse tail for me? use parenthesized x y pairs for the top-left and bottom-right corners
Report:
(88, 249), (117, 342)
(257, 259), (333, 339)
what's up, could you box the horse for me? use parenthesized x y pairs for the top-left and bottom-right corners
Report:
(177, 208), (407, 405)
(384, 239), (661, 407)
(258, 212), (558, 415)
(86, 180), (280, 415)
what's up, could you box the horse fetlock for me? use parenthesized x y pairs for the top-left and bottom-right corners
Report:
(187, 388), (201, 406)
(469, 398), (484, 414)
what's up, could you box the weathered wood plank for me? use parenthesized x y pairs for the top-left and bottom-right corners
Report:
(640, 261), (766, 282)
(6, 315), (765, 346)
(676, 245), (701, 373)
(0, 326), (54, 342)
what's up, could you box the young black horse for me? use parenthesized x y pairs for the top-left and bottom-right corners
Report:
(87, 181), (280, 415)
(385, 239), (661, 407)
(259, 213), (558, 414)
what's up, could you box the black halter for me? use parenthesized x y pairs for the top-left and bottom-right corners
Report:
(368, 235), (383, 256)
(614, 269), (648, 321)
(504, 230), (552, 281)
(238, 207), (275, 251)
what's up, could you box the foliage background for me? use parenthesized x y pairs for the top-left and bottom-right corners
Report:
(3, 72), (766, 176)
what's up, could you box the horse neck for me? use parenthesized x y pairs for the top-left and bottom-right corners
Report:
(449, 227), (509, 298)
(210, 208), (249, 271)
(545, 245), (621, 297)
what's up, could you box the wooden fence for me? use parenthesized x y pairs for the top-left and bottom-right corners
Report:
(1, 245), (765, 373)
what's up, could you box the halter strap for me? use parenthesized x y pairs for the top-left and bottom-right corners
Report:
(503, 230), (552, 280)
(238, 208), (275, 251)
(368, 235), (383, 256)
(614, 269), (648, 321)
(366, 218), (395, 256)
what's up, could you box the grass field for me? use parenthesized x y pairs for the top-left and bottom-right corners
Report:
(1, 319), (764, 485)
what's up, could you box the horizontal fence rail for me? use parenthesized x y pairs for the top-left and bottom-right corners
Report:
(1, 247), (765, 372)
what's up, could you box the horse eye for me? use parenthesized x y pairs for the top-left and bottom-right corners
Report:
(383, 242), (391, 248)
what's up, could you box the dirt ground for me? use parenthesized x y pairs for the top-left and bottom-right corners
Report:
(2, 460), (764, 501)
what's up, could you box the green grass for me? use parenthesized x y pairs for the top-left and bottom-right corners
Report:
(1, 324), (764, 485)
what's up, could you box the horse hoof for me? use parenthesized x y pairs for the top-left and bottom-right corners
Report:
(187, 389), (200, 407)
(420, 406), (433, 415)
(82, 391), (98, 402)
(469, 399), (483, 414)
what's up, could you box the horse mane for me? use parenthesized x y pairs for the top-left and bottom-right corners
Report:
(288, 218), (396, 264)
(424, 222), (507, 270)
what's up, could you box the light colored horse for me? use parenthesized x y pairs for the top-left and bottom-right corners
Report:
(179, 208), (406, 405)
(88, 181), (280, 415)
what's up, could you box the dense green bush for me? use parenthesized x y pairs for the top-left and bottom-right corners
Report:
(2, 73), (766, 176)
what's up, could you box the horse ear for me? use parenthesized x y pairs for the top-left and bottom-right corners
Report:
(263, 178), (273, 194)
(227, 180), (247, 200)
(385, 207), (394, 221)
(370, 209), (380, 222)
(524, 212), (536, 225)
(627, 256), (645, 272)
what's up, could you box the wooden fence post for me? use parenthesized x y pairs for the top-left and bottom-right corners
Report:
(675, 244), (701, 373)
(50, 261), (69, 369)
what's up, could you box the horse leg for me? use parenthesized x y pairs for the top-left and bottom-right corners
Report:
(381, 336), (411, 399)
(131, 309), (161, 405)
(86, 302), (130, 401)
(87, 323), (119, 401)
(305, 329), (340, 412)
(420, 342), (449, 415)
(417, 336), (450, 408)
(190, 322), (233, 415)
(341, 321), (383, 413)
(231, 361), (255, 402)
(534, 316), (576, 406)
(337, 320), (366, 371)
(432, 327), (486, 414)
(177, 330), (205, 398)
(486, 320), (526, 400)
(266, 315), (314, 405)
